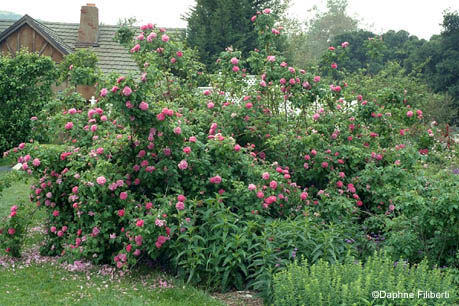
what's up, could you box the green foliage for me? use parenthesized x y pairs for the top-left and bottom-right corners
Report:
(384, 169), (459, 267)
(58, 49), (101, 87)
(0, 50), (58, 153)
(273, 252), (458, 306)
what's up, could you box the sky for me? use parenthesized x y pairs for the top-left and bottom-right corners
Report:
(2, 0), (459, 39)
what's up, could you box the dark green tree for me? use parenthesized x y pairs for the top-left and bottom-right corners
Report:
(185, 0), (287, 71)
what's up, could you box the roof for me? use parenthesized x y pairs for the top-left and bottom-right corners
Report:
(0, 17), (185, 75)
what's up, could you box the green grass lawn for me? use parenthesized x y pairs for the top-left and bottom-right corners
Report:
(0, 263), (223, 306)
(0, 166), (224, 306)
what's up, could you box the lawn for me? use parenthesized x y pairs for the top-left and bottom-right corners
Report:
(0, 163), (225, 306)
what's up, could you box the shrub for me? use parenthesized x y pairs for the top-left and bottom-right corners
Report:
(273, 252), (458, 306)
(3, 6), (457, 295)
(0, 50), (57, 153)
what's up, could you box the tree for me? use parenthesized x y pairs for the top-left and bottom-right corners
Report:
(286, 0), (359, 68)
(415, 10), (459, 123)
(185, 0), (288, 71)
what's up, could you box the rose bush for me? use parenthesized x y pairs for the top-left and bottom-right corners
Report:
(2, 7), (458, 299)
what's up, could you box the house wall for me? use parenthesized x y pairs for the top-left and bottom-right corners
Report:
(0, 24), (63, 62)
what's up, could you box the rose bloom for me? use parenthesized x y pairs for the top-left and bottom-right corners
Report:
(262, 172), (270, 180)
(117, 209), (125, 217)
(139, 101), (149, 111)
(136, 219), (144, 227)
(176, 201), (185, 210)
(120, 192), (128, 200)
(178, 160), (188, 170)
(269, 180), (278, 190)
(122, 86), (132, 96)
(96, 176), (106, 185)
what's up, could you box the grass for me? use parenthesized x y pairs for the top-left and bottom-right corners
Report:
(0, 262), (223, 306)
(0, 165), (225, 306)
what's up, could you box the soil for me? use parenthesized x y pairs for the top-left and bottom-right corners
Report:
(212, 291), (264, 306)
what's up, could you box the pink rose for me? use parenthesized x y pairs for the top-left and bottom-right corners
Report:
(262, 172), (270, 180)
(120, 192), (128, 200)
(178, 160), (188, 170)
(122, 86), (132, 96)
(406, 111), (413, 118)
(65, 122), (74, 130)
(136, 219), (144, 227)
(176, 201), (185, 210)
(139, 101), (149, 111)
(161, 34), (169, 42)
(183, 147), (191, 154)
(100, 88), (108, 97)
(269, 181), (278, 190)
(96, 176), (106, 185)
(32, 158), (41, 167)
(248, 184), (256, 191)
(230, 57), (239, 65)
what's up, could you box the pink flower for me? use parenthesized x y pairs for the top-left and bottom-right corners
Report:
(313, 113), (320, 120)
(130, 44), (140, 53)
(139, 101), (149, 111)
(269, 180), (278, 190)
(90, 124), (97, 132)
(234, 144), (241, 152)
(173, 127), (182, 135)
(30, 116), (38, 121)
(262, 172), (270, 180)
(203, 89), (211, 96)
(176, 201), (185, 210)
(230, 57), (239, 65)
(248, 184), (256, 191)
(232, 66), (240, 72)
(122, 86), (132, 96)
(91, 227), (100, 236)
(126, 244), (132, 252)
(161, 34), (169, 42)
(65, 122), (74, 130)
(313, 76), (321, 82)
(257, 191), (264, 199)
(176, 51), (183, 57)
(189, 136), (197, 143)
(157, 112), (165, 121)
(178, 160), (188, 170)
(8, 228), (15, 235)
(331, 62), (338, 69)
(117, 209), (125, 217)
(337, 181), (344, 188)
(341, 41), (349, 48)
(251, 15), (257, 22)
(207, 102), (215, 109)
(183, 147), (191, 154)
(135, 235), (143, 246)
(263, 8), (271, 14)
(10, 205), (17, 212)
(53, 210), (59, 217)
(50, 226), (56, 233)
(100, 88), (108, 97)
(406, 111), (413, 118)
(210, 175), (222, 184)
(120, 192), (128, 200)
(96, 176), (106, 185)
(32, 158), (41, 167)
(136, 219), (144, 227)
(267, 55), (276, 62)
(137, 33), (144, 41)
(147, 32), (157, 42)
(321, 162), (328, 168)
(300, 192), (308, 200)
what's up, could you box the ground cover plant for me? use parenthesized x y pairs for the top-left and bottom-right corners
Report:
(1, 6), (458, 304)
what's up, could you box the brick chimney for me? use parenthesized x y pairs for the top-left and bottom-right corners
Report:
(77, 3), (99, 45)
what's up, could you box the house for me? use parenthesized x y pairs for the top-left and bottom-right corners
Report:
(0, 4), (184, 98)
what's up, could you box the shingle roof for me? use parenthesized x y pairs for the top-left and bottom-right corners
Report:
(0, 17), (185, 76)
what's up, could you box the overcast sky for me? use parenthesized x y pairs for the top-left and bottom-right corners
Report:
(2, 0), (458, 39)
